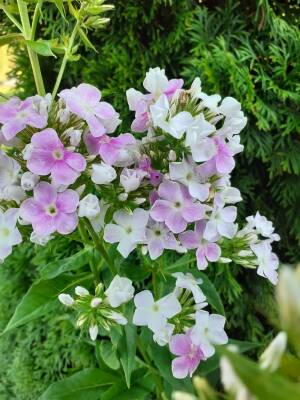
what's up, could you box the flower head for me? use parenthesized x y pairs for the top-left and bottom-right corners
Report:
(191, 310), (228, 357)
(251, 240), (279, 285)
(27, 128), (86, 185)
(170, 331), (205, 379)
(133, 290), (181, 332)
(103, 208), (149, 257)
(0, 97), (47, 140)
(150, 180), (205, 234)
(172, 272), (206, 303)
(59, 83), (121, 137)
(20, 182), (79, 236)
(180, 221), (221, 270)
(145, 219), (177, 260)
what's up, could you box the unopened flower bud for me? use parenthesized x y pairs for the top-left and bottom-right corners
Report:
(21, 171), (39, 191)
(75, 286), (89, 297)
(168, 150), (177, 161)
(91, 162), (117, 184)
(259, 331), (287, 372)
(58, 293), (74, 307)
(78, 194), (100, 218)
(89, 324), (98, 341)
(76, 315), (87, 327)
(91, 297), (102, 308)
(118, 193), (128, 201)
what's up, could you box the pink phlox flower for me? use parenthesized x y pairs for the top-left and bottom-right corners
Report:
(27, 128), (86, 185)
(59, 83), (121, 137)
(19, 181), (79, 236)
(179, 221), (221, 270)
(170, 330), (205, 379)
(145, 218), (178, 260)
(150, 180), (205, 234)
(211, 137), (235, 174)
(0, 97), (47, 140)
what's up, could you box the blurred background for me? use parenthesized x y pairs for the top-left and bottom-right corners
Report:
(0, 1), (299, 398)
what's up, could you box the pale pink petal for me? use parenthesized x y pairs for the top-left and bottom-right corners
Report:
(34, 182), (57, 205)
(170, 334), (191, 356)
(65, 151), (86, 172)
(51, 162), (79, 185)
(87, 115), (106, 137)
(148, 238), (164, 260)
(205, 242), (221, 262)
(188, 182), (210, 202)
(77, 83), (101, 103)
(19, 198), (44, 223)
(32, 214), (56, 236)
(94, 102), (115, 119)
(179, 230), (199, 249)
(172, 356), (190, 379)
(166, 211), (187, 233)
(31, 128), (61, 150)
(27, 149), (54, 175)
(2, 120), (25, 140)
(196, 246), (208, 270)
(182, 202), (204, 222)
(56, 190), (79, 213)
(158, 181), (182, 202)
(164, 79), (184, 97)
(150, 200), (171, 222)
(55, 212), (78, 234)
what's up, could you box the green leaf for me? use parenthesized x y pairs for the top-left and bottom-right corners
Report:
(219, 348), (300, 400)
(39, 247), (93, 279)
(78, 28), (97, 52)
(26, 40), (56, 57)
(53, 0), (65, 19)
(38, 368), (117, 400)
(119, 321), (137, 388)
(99, 340), (120, 370)
(164, 253), (195, 273)
(197, 271), (225, 316)
(0, 33), (24, 46)
(3, 273), (92, 333)
(198, 339), (260, 375)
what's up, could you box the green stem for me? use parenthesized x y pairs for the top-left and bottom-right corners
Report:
(30, 0), (43, 40)
(152, 270), (158, 299)
(52, 21), (79, 98)
(16, 0), (45, 95)
(84, 219), (117, 275)
(136, 337), (166, 400)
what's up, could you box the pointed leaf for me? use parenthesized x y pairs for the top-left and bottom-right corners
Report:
(39, 247), (93, 279)
(3, 273), (92, 333)
(119, 321), (137, 388)
(38, 368), (118, 400)
(26, 39), (56, 57)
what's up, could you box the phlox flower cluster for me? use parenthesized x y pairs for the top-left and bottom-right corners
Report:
(0, 67), (280, 378)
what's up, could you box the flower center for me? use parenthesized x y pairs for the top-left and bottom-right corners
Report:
(152, 304), (159, 312)
(52, 148), (64, 160)
(0, 228), (10, 237)
(126, 226), (132, 234)
(154, 229), (161, 237)
(174, 201), (182, 209)
(186, 172), (193, 181)
(45, 204), (57, 216)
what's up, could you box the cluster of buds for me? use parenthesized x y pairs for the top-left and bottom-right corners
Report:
(58, 275), (134, 340)
(0, 67), (280, 378)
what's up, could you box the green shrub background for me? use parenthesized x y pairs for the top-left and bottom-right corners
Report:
(0, 0), (299, 397)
